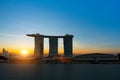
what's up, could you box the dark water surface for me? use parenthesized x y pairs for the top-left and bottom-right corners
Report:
(0, 64), (120, 80)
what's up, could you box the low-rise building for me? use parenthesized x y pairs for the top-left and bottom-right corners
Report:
(75, 53), (119, 63)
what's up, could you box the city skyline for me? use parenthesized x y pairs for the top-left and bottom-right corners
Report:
(0, 0), (120, 54)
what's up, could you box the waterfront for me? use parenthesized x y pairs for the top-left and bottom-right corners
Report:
(0, 64), (120, 80)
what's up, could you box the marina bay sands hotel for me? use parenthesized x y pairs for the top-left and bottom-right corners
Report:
(27, 33), (74, 58)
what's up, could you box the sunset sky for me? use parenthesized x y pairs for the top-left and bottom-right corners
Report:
(0, 0), (120, 54)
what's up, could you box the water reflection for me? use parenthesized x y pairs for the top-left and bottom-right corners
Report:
(0, 64), (120, 80)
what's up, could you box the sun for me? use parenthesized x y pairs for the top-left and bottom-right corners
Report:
(21, 50), (28, 55)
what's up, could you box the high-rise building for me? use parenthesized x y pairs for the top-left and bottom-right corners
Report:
(27, 33), (74, 58)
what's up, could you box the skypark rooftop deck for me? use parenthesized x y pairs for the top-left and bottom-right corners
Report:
(27, 33), (73, 38)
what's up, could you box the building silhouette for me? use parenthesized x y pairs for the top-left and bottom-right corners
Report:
(27, 33), (74, 58)
(2, 48), (9, 58)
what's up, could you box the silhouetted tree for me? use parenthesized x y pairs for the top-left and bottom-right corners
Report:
(0, 56), (7, 60)
(117, 53), (120, 60)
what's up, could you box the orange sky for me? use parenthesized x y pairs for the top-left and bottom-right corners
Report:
(0, 47), (119, 55)
(0, 35), (119, 55)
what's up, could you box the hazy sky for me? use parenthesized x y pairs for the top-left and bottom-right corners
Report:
(0, 0), (120, 54)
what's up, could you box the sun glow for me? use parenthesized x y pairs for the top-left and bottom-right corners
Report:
(21, 50), (29, 55)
